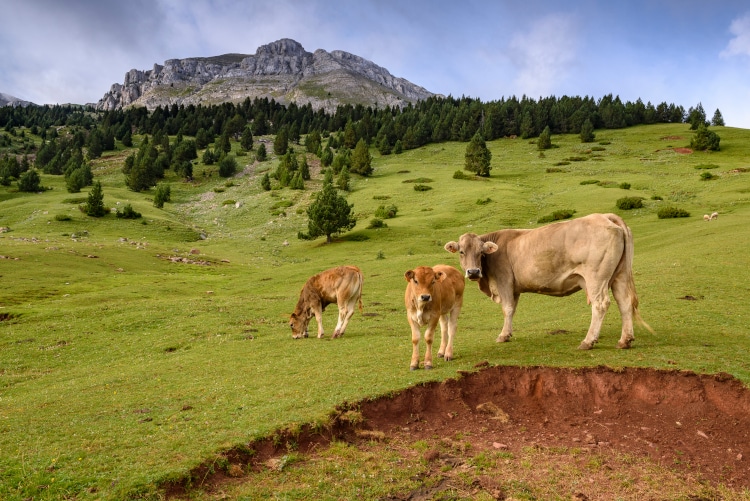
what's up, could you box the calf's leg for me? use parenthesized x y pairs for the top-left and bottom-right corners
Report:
(408, 318), (423, 370)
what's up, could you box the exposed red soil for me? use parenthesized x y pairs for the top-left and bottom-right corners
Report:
(164, 365), (750, 498)
(673, 147), (693, 154)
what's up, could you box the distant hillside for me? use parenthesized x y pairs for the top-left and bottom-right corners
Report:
(0, 92), (31, 107)
(96, 38), (435, 112)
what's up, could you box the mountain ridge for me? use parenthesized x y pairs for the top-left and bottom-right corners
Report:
(96, 38), (435, 111)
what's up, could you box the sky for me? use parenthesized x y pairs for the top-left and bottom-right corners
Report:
(2, 0), (750, 127)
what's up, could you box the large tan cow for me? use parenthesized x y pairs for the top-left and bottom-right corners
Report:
(404, 265), (465, 370)
(289, 266), (363, 339)
(444, 213), (652, 350)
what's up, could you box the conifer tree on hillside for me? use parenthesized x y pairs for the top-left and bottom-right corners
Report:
(299, 174), (356, 243)
(464, 132), (492, 177)
(350, 138), (372, 176)
(711, 109), (725, 127)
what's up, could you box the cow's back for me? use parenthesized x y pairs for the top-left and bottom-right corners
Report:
(432, 265), (465, 314)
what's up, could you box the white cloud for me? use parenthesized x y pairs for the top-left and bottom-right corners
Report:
(508, 13), (580, 98)
(721, 12), (750, 58)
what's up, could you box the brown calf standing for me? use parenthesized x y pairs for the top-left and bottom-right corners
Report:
(404, 265), (465, 370)
(289, 266), (363, 339)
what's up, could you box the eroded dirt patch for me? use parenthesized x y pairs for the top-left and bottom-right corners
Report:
(164, 366), (750, 498)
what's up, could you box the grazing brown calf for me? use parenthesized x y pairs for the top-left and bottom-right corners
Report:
(445, 213), (652, 350)
(404, 265), (465, 370)
(289, 266), (363, 339)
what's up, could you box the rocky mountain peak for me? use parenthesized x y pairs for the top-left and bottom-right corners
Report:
(96, 39), (434, 112)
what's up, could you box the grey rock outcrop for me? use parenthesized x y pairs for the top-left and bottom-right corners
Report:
(97, 39), (434, 111)
(0, 92), (32, 107)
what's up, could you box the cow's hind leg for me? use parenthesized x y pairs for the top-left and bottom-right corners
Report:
(611, 276), (635, 349)
(579, 285), (610, 350)
(332, 296), (358, 338)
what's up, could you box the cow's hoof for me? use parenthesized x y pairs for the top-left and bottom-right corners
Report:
(617, 340), (633, 349)
(424, 364), (433, 370)
(578, 341), (594, 350)
(444, 356), (452, 362)
(496, 336), (511, 343)
(437, 353), (444, 359)
(410, 365), (419, 371)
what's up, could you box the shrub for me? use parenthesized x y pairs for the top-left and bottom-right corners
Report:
(694, 164), (719, 170)
(115, 203), (142, 219)
(476, 197), (492, 205)
(17, 169), (43, 192)
(537, 209), (575, 224)
(651, 195), (663, 200)
(402, 177), (433, 183)
(546, 167), (565, 173)
(700, 171), (716, 181)
(54, 214), (71, 221)
(657, 206), (690, 219)
(413, 184), (432, 192)
(453, 170), (470, 179)
(553, 161), (570, 166)
(153, 184), (171, 208)
(218, 156), (237, 177)
(616, 197), (644, 210)
(367, 218), (387, 229)
(619, 182), (631, 190)
(580, 179), (599, 185)
(372, 195), (390, 200)
(374, 204), (398, 219)
(222, 199), (236, 206)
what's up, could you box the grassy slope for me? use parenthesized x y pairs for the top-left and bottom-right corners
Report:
(1, 124), (749, 499)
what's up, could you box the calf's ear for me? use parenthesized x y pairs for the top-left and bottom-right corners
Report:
(404, 270), (415, 281)
(444, 241), (459, 253)
(435, 271), (445, 282)
(482, 241), (499, 254)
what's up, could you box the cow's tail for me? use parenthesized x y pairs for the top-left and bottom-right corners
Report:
(610, 214), (654, 334)
(356, 269), (364, 313)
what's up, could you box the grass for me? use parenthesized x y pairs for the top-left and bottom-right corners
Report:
(1, 124), (750, 499)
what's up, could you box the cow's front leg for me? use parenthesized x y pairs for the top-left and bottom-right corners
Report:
(422, 323), (436, 369)
(409, 318), (423, 370)
(313, 310), (325, 339)
(437, 314), (449, 360)
(497, 294), (518, 343)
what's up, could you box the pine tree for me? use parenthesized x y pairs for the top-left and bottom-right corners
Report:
(273, 126), (289, 155)
(260, 172), (271, 191)
(299, 179), (356, 243)
(256, 143), (267, 161)
(464, 132), (492, 177)
(83, 181), (107, 217)
(350, 138), (372, 176)
(240, 127), (254, 151)
(580, 119), (596, 143)
(537, 126), (552, 150)
(337, 165), (351, 191)
(711, 109), (725, 127)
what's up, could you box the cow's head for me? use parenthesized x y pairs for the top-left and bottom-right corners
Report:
(289, 310), (311, 339)
(405, 266), (445, 303)
(444, 233), (498, 281)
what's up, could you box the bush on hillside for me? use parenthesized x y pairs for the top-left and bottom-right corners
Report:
(616, 197), (644, 210)
(657, 206), (690, 219)
(537, 209), (575, 224)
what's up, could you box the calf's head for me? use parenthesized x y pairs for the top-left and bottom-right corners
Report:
(444, 233), (498, 281)
(289, 310), (311, 339)
(405, 266), (445, 303)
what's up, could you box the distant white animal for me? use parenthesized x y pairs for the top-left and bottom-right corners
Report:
(704, 214), (710, 221)
(710, 212), (719, 220)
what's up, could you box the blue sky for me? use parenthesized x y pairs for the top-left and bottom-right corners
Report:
(2, 0), (750, 127)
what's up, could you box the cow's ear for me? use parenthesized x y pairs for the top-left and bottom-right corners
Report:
(435, 271), (445, 282)
(482, 241), (499, 254)
(404, 270), (415, 281)
(444, 241), (459, 253)
(290, 313), (297, 320)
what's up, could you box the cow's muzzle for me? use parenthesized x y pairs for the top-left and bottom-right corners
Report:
(419, 294), (432, 302)
(465, 268), (482, 280)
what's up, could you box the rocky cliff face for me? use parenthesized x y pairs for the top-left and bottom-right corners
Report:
(96, 39), (434, 111)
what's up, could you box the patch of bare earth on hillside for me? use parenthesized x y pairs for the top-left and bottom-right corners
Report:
(163, 366), (750, 499)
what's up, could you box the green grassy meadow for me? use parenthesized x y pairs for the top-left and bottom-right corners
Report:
(1, 123), (750, 499)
